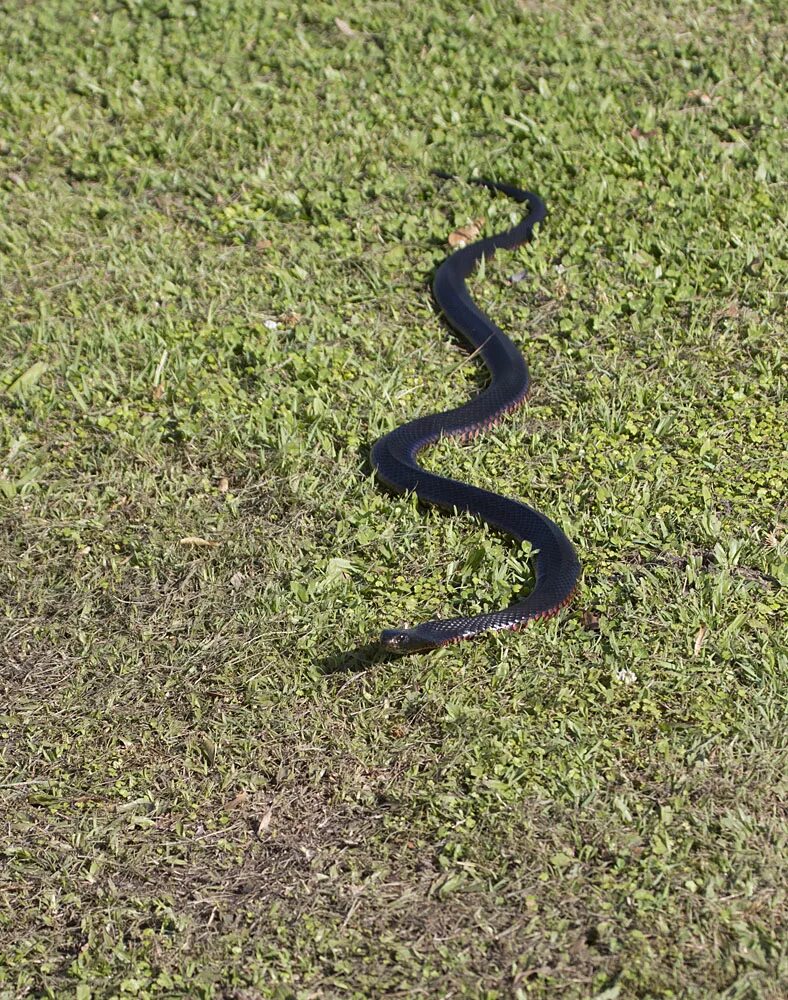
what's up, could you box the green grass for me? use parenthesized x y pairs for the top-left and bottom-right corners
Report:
(1, 0), (786, 996)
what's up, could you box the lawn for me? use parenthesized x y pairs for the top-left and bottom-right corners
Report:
(1, 1), (786, 997)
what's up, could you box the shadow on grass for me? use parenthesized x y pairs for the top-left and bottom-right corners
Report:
(318, 641), (405, 675)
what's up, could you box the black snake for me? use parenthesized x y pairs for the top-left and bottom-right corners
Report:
(371, 176), (580, 652)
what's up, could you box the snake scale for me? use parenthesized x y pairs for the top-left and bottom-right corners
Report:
(371, 176), (580, 652)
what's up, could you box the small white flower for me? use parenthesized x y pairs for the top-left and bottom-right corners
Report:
(615, 668), (638, 685)
(264, 319), (279, 330)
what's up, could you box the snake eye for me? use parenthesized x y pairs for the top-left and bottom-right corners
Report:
(381, 629), (408, 650)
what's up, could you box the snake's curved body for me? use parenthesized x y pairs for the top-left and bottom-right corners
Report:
(372, 177), (580, 653)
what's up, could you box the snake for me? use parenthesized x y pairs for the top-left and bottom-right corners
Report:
(371, 175), (580, 653)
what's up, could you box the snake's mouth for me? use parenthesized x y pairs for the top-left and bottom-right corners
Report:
(380, 629), (436, 654)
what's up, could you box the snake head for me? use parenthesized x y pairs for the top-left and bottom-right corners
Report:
(380, 628), (436, 654)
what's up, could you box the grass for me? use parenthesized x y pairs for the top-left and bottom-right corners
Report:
(0, 0), (786, 996)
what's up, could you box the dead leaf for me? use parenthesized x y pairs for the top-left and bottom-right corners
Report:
(335, 17), (355, 36)
(712, 301), (740, 324)
(248, 804), (275, 838)
(151, 383), (164, 401)
(179, 536), (220, 547)
(687, 89), (713, 105)
(255, 238), (272, 250)
(581, 610), (600, 631)
(227, 790), (248, 809)
(217, 477), (229, 493)
(630, 126), (658, 140)
(693, 625), (707, 657)
(448, 217), (484, 248)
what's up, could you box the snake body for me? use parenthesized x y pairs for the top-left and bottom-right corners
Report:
(372, 177), (580, 653)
